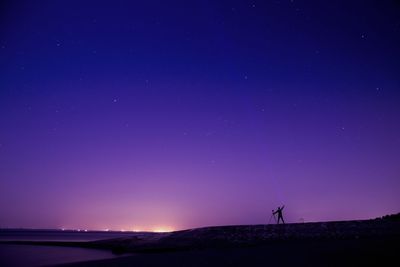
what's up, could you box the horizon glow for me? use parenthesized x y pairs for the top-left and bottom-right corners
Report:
(0, 1), (399, 231)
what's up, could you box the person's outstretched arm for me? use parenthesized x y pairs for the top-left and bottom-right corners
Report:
(281, 205), (285, 210)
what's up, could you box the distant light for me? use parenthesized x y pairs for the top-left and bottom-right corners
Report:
(152, 227), (174, 233)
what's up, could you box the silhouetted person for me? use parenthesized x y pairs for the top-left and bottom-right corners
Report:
(273, 205), (285, 224)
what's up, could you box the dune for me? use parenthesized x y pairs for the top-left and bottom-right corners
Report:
(3, 214), (399, 266)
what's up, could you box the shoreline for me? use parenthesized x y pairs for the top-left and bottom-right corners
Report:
(55, 236), (398, 267)
(2, 217), (399, 266)
(2, 217), (399, 252)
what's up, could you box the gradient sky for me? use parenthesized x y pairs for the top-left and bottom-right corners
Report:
(1, 0), (399, 231)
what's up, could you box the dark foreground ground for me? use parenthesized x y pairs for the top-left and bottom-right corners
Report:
(58, 236), (397, 267)
(3, 215), (400, 266)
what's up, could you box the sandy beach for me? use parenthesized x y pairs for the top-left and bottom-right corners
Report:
(4, 215), (394, 267)
(56, 237), (397, 267)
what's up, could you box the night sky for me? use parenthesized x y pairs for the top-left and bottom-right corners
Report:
(1, 0), (399, 231)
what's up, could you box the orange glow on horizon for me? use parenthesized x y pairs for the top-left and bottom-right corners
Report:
(130, 227), (175, 233)
(150, 226), (175, 233)
(58, 223), (178, 233)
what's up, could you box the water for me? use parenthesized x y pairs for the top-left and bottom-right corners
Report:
(0, 229), (138, 242)
(0, 230), (136, 266)
(0, 244), (125, 266)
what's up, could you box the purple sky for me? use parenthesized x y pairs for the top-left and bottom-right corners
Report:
(1, 0), (399, 231)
